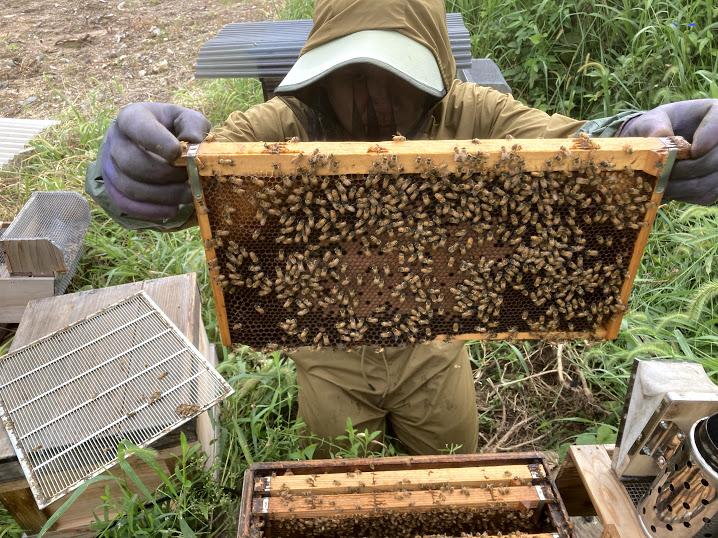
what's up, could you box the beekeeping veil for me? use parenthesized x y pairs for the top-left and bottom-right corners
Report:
(274, 0), (456, 139)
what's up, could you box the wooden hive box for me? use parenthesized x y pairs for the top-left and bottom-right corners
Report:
(178, 136), (688, 351)
(237, 453), (575, 537)
(0, 274), (219, 537)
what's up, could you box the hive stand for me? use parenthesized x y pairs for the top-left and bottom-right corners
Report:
(0, 273), (219, 537)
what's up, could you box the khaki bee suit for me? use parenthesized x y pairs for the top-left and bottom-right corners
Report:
(85, 0), (637, 455)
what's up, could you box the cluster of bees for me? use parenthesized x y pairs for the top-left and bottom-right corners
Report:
(201, 144), (656, 351)
(174, 403), (200, 419)
(264, 506), (540, 538)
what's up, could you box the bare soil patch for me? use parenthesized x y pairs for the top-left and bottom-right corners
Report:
(1, 0), (273, 119)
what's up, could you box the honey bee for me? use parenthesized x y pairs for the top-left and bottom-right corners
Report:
(157, 372), (168, 381)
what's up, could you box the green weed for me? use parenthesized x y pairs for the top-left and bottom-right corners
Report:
(446, 0), (718, 118)
(269, 0), (315, 20)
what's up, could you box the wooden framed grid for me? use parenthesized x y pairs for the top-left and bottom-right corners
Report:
(178, 136), (688, 350)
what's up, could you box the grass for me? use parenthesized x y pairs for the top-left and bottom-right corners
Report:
(2, 0), (718, 535)
(446, 0), (718, 118)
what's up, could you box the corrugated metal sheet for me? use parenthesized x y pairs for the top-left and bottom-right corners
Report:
(0, 118), (59, 169)
(195, 13), (472, 79)
(458, 59), (512, 94)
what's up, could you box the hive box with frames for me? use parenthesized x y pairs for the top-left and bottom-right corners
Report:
(177, 136), (689, 351)
(236, 453), (574, 538)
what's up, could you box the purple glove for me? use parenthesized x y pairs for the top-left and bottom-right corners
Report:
(620, 99), (718, 205)
(101, 102), (211, 220)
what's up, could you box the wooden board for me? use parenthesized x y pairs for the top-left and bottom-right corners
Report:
(1, 238), (66, 276)
(556, 445), (644, 537)
(600, 524), (621, 538)
(259, 464), (536, 496)
(257, 485), (542, 519)
(0, 276), (54, 323)
(181, 137), (689, 178)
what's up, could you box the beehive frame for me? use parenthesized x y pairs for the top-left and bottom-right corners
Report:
(236, 453), (574, 537)
(179, 136), (688, 350)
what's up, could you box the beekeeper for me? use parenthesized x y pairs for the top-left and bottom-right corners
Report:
(86, 0), (718, 455)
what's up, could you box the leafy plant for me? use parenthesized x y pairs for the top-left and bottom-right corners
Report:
(333, 417), (392, 459)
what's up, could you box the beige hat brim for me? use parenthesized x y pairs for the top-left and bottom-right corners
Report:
(275, 30), (445, 98)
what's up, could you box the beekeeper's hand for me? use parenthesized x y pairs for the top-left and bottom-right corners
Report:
(620, 99), (718, 205)
(100, 102), (211, 220)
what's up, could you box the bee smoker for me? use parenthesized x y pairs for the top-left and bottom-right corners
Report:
(638, 412), (718, 536)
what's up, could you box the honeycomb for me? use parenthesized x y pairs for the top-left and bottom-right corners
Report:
(190, 138), (670, 351)
(261, 507), (542, 538)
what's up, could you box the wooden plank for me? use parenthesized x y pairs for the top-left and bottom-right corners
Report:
(179, 137), (687, 179)
(565, 445), (644, 537)
(196, 339), (220, 471)
(9, 273), (200, 352)
(246, 452), (549, 475)
(555, 450), (597, 517)
(0, 274), (212, 535)
(257, 485), (541, 519)
(192, 185), (231, 346)
(0, 486), (54, 533)
(260, 464), (535, 497)
(1, 238), (66, 276)
(237, 469), (255, 538)
(600, 524), (621, 538)
(604, 188), (664, 339)
(0, 276), (54, 323)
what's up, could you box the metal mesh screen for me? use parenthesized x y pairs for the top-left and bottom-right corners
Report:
(621, 477), (653, 506)
(1, 191), (90, 294)
(189, 139), (674, 351)
(0, 291), (234, 509)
